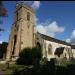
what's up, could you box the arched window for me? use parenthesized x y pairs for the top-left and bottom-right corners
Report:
(12, 35), (17, 55)
(27, 12), (30, 21)
(65, 47), (69, 53)
(17, 12), (18, 20)
(36, 42), (41, 49)
(48, 44), (52, 54)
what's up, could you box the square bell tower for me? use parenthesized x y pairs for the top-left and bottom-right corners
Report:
(6, 2), (36, 61)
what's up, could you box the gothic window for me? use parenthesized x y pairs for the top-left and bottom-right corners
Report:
(64, 53), (67, 60)
(65, 47), (69, 53)
(16, 11), (19, 21)
(16, 25), (19, 31)
(36, 42), (41, 49)
(27, 12), (30, 21)
(48, 44), (52, 54)
(12, 35), (17, 55)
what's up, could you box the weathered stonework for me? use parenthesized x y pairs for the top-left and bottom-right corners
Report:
(6, 2), (35, 61)
(6, 2), (75, 62)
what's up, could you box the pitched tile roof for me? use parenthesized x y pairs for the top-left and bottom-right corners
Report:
(37, 32), (71, 46)
(71, 45), (75, 49)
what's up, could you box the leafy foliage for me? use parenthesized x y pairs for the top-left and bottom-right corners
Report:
(31, 47), (42, 65)
(0, 1), (7, 17)
(0, 42), (8, 59)
(12, 59), (56, 75)
(16, 47), (42, 65)
(17, 48), (32, 65)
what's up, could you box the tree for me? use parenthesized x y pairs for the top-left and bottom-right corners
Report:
(0, 42), (8, 59)
(31, 47), (42, 66)
(0, 1), (7, 17)
(16, 47), (42, 66)
(17, 48), (32, 65)
(0, 1), (7, 33)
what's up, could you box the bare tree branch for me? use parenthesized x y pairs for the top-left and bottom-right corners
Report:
(0, 28), (4, 31)
(0, 1), (7, 17)
(0, 1), (7, 33)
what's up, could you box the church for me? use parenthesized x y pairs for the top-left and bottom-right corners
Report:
(6, 2), (75, 62)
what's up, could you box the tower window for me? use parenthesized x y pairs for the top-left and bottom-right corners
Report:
(27, 12), (30, 21)
(16, 25), (19, 31)
(15, 11), (19, 21)
(16, 12), (18, 20)
(12, 35), (17, 55)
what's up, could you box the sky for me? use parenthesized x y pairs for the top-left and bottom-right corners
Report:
(0, 1), (75, 44)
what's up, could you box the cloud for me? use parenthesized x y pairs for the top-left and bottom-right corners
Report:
(66, 30), (75, 44)
(31, 1), (40, 10)
(36, 25), (46, 34)
(71, 30), (75, 38)
(66, 38), (70, 43)
(35, 16), (39, 28)
(24, 1), (33, 5)
(45, 21), (64, 33)
(35, 16), (39, 22)
(18, 1), (40, 10)
(36, 21), (65, 37)
(70, 30), (75, 44)
(0, 41), (2, 44)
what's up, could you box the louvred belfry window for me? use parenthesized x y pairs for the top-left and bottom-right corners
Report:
(27, 12), (30, 21)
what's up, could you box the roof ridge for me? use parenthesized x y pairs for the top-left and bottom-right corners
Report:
(37, 32), (71, 46)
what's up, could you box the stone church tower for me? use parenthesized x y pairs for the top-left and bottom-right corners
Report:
(6, 2), (36, 61)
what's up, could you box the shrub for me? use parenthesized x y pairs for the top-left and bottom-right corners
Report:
(16, 47), (42, 66)
(16, 48), (32, 65)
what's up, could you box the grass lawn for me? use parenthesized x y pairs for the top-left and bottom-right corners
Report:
(0, 63), (16, 75)
(0, 60), (74, 75)
(0, 63), (30, 75)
